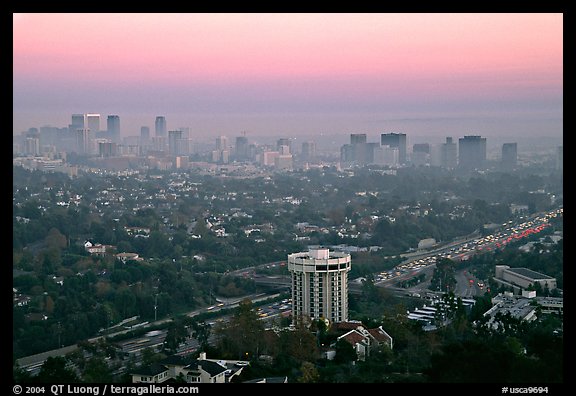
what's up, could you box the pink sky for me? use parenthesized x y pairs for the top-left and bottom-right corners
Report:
(13, 13), (563, 138)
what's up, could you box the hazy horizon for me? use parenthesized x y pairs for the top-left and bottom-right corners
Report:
(13, 13), (563, 140)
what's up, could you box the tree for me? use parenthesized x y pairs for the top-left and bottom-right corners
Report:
(215, 299), (265, 360)
(298, 361), (320, 383)
(190, 319), (211, 350)
(45, 227), (67, 250)
(163, 319), (189, 354)
(82, 357), (113, 383)
(34, 356), (80, 383)
(277, 319), (319, 363)
(429, 257), (457, 292)
(141, 347), (163, 366)
(333, 338), (357, 365)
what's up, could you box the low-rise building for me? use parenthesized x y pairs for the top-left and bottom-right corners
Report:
(131, 363), (171, 384)
(482, 292), (563, 330)
(494, 265), (557, 293)
(331, 321), (393, 361)
(131, 352), (248, 384)
(418, 238), (436, 250)
(116, 252), (143, 263)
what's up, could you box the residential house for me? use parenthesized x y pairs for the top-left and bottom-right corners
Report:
(131, 363), (170, 384)
(332, 322), (393, 361)
(132, 352), (247, 384)
(116, 252), (143, 263)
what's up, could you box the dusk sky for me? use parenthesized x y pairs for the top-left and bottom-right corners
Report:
(13, 13), (563, 141)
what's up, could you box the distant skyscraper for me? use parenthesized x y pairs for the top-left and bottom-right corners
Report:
(411, 143), (430, 167)
(301, 141), (316, 161)
(151, 136), (167, 152)
(168, 130), (183, 155)
(278, 145), (290, 155)
(139, 126), (150, 155)
(501, 143), (518, 171)
(86, 114), (101, 136)
(107, 115), (121, 143)
(39, 126), (63, 148)
(381, 133), (407, 164)
(441, 137), (458, 169)
(98, 141), (117, 157)
(216, 136), (228, 151)
(178, 127), (191, 139)
(341, 133), (374, 166)
(458, 135), (486, 170)
(261, 151), (280, 166)
(155, 116), (167, 137)
(71, 114), (85, 130)
(413, 143), (430, 154)
(140, 126), (150, 140)
(76, 129), (93, 155)
(235, 136), (249, 161)
(374, 145), (399, 167)
(288, 248), (351, 324)
(24, 135), (41, 156)
(350, 133), (367, 145)
(277, 138), (291, 153)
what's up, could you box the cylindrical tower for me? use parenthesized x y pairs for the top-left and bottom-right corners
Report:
(287, 248), (351, 325)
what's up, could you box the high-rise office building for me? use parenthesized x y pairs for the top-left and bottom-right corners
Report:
(140, 127), (150, 155)
(235, 136), (249, 161)
(155, 116), (167, 137)
(140, 126), (150, 140)
(413, 143), (430, 154)
(381, 133), (407, 164)
(431, 137), (458, 169)
(277, 138), (291, 153)
(278, 145), (291, 155)
(458, 135), (486, 170)
(151, 136), (167, 152)
(168, 130), (183, 156)
(341, 133), (374, 166)
(374, 145), (399, 166)
(216, 136), (228, 151)
(411, 143), (430, 167)
(76, 129), (93, 155)
(212, 136), (229, 163)
(107, 115), (121, 143)
(350, 133), (367, 145)
(24, 135), (41, 156)
(442, 137), (458, 169)
(98, 141), (117, 157)
(86, 114), (101, 136)
(287, 248), (351, 324)
(501, 143), (518, 171)
(261, 151), (280, 167)
(71, 114), (85, 130)
(39, 126), (64, 148)
(301, 141), (316, 161)
(275, 154), (293, 170)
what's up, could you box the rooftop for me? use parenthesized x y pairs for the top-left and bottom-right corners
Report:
(507, 267), (554, 280)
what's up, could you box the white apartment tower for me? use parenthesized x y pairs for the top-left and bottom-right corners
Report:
(287, 248), (351, 325)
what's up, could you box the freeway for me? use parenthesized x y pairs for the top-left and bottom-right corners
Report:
(232, 208), (562, 300)
(371, 207), (562, 290)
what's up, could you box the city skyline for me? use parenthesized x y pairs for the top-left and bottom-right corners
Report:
(13, 13), (562, 139)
